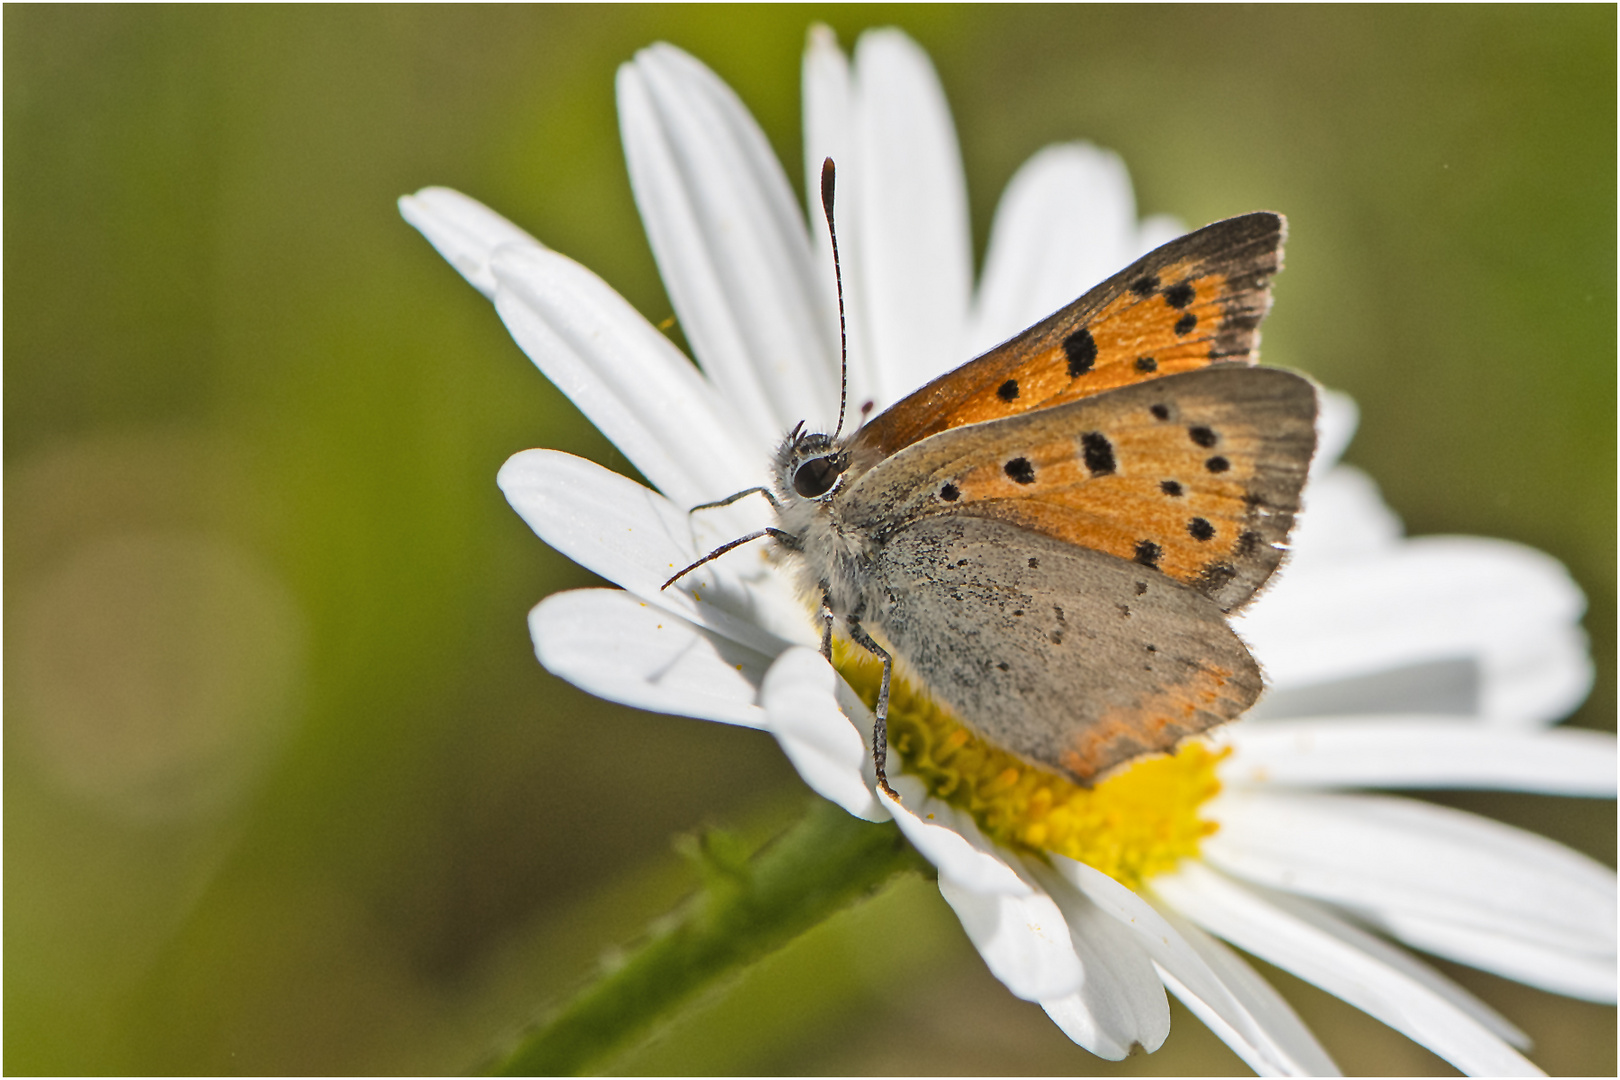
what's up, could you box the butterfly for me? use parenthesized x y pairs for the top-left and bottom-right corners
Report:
(671, 160), (1317, 798)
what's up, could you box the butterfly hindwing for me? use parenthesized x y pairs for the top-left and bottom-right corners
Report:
(869, 514), (1261, 783)
(846, 366), (1317, 613)
(850, 212), (1286, 463)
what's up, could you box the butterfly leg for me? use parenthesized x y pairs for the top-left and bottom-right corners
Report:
(817, 587), (834, 660)
(845, 618), (898, 800)
(687, 485), (782, 513)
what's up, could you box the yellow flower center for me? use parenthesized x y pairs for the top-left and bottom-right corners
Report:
(834, 643), (1226, 891)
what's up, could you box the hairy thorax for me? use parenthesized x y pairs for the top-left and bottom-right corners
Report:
(773, 479), (887, 621)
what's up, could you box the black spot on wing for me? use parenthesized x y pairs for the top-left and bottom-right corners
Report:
(1189, 425), (1218, 447)
(1134, 540), (1162, 568)
(1063, 328), (1097, 376)
(997, 378), (1019, 402)
(1150, 404), (1171, 421)
(1080, 432), (1116, 475)
(1160, 480), (1183, 497)
(1164, 281), (1196, 309)
(1206, 455), (1231, 473)
(1235, 530), (1262, 557)
(1188, 517), (1216, 541)
(1174, 312), (1197, 336)
(1131, 274), (1159, 297)
(940, 482), (960, 501)
(1005, 457), (1036, 484)
(1135, 355), (1158, 373)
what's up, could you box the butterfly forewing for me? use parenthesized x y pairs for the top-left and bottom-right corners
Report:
(851, 212), (1285, 462)
(846, 366), (1317, 613)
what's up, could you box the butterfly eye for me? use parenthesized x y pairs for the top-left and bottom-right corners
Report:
(793, 455), (843, 498)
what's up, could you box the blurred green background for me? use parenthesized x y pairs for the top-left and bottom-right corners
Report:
(6, 6), (1614, 1075)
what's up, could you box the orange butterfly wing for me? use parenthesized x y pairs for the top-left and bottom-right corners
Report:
(845, 366), (1317, 613)
(850, 212), (1285, 462)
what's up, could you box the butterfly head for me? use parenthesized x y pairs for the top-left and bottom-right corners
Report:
(774, 422), (850, 504)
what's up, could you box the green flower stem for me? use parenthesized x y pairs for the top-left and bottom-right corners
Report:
(488, 798), (930, 1076)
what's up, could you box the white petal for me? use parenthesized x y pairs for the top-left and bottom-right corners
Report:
(1054, 857), (1338, 1076)
(1026, 861), (1170, 1059)
(759, 647), (888, 822)
(1234, 536), (1592, 725)
(1222, 717), (1617, 795)
(529, 589), (769, 728)
(619, 45), (838, 441)
(1248, 655), (1488, 722)
(851, 29), (973, 402)
(1369, 908), (1617, 1003)
(802, 26), (853, 217)
(398, 186), (544, 298)
(488, 245), (763, 508)
(1160, 912), (1341, 1077)
(1284, 465), (1403, 570)
(1206, 790), (1617, 997)
(935, 856), (1083, 1001)
(1313, 388), (1360, 475)
(883, 777), (1031, 896)
(869, 797), (1075, 1006)
(1483, 623), (1593, 727)
(1159, 862), (1540, 1076)
(496, 449), (812, 654)
(968, 143), (1140, 356)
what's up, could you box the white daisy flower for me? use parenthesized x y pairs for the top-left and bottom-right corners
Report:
(401, 27), (1615, 1077)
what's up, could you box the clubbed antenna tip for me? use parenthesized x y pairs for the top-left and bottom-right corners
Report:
(820, 157), (848, 438)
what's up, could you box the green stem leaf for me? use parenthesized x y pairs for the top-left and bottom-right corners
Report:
(487, 798), (928, 1076)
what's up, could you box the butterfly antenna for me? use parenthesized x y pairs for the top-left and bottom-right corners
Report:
(821, 157), (850, 439)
